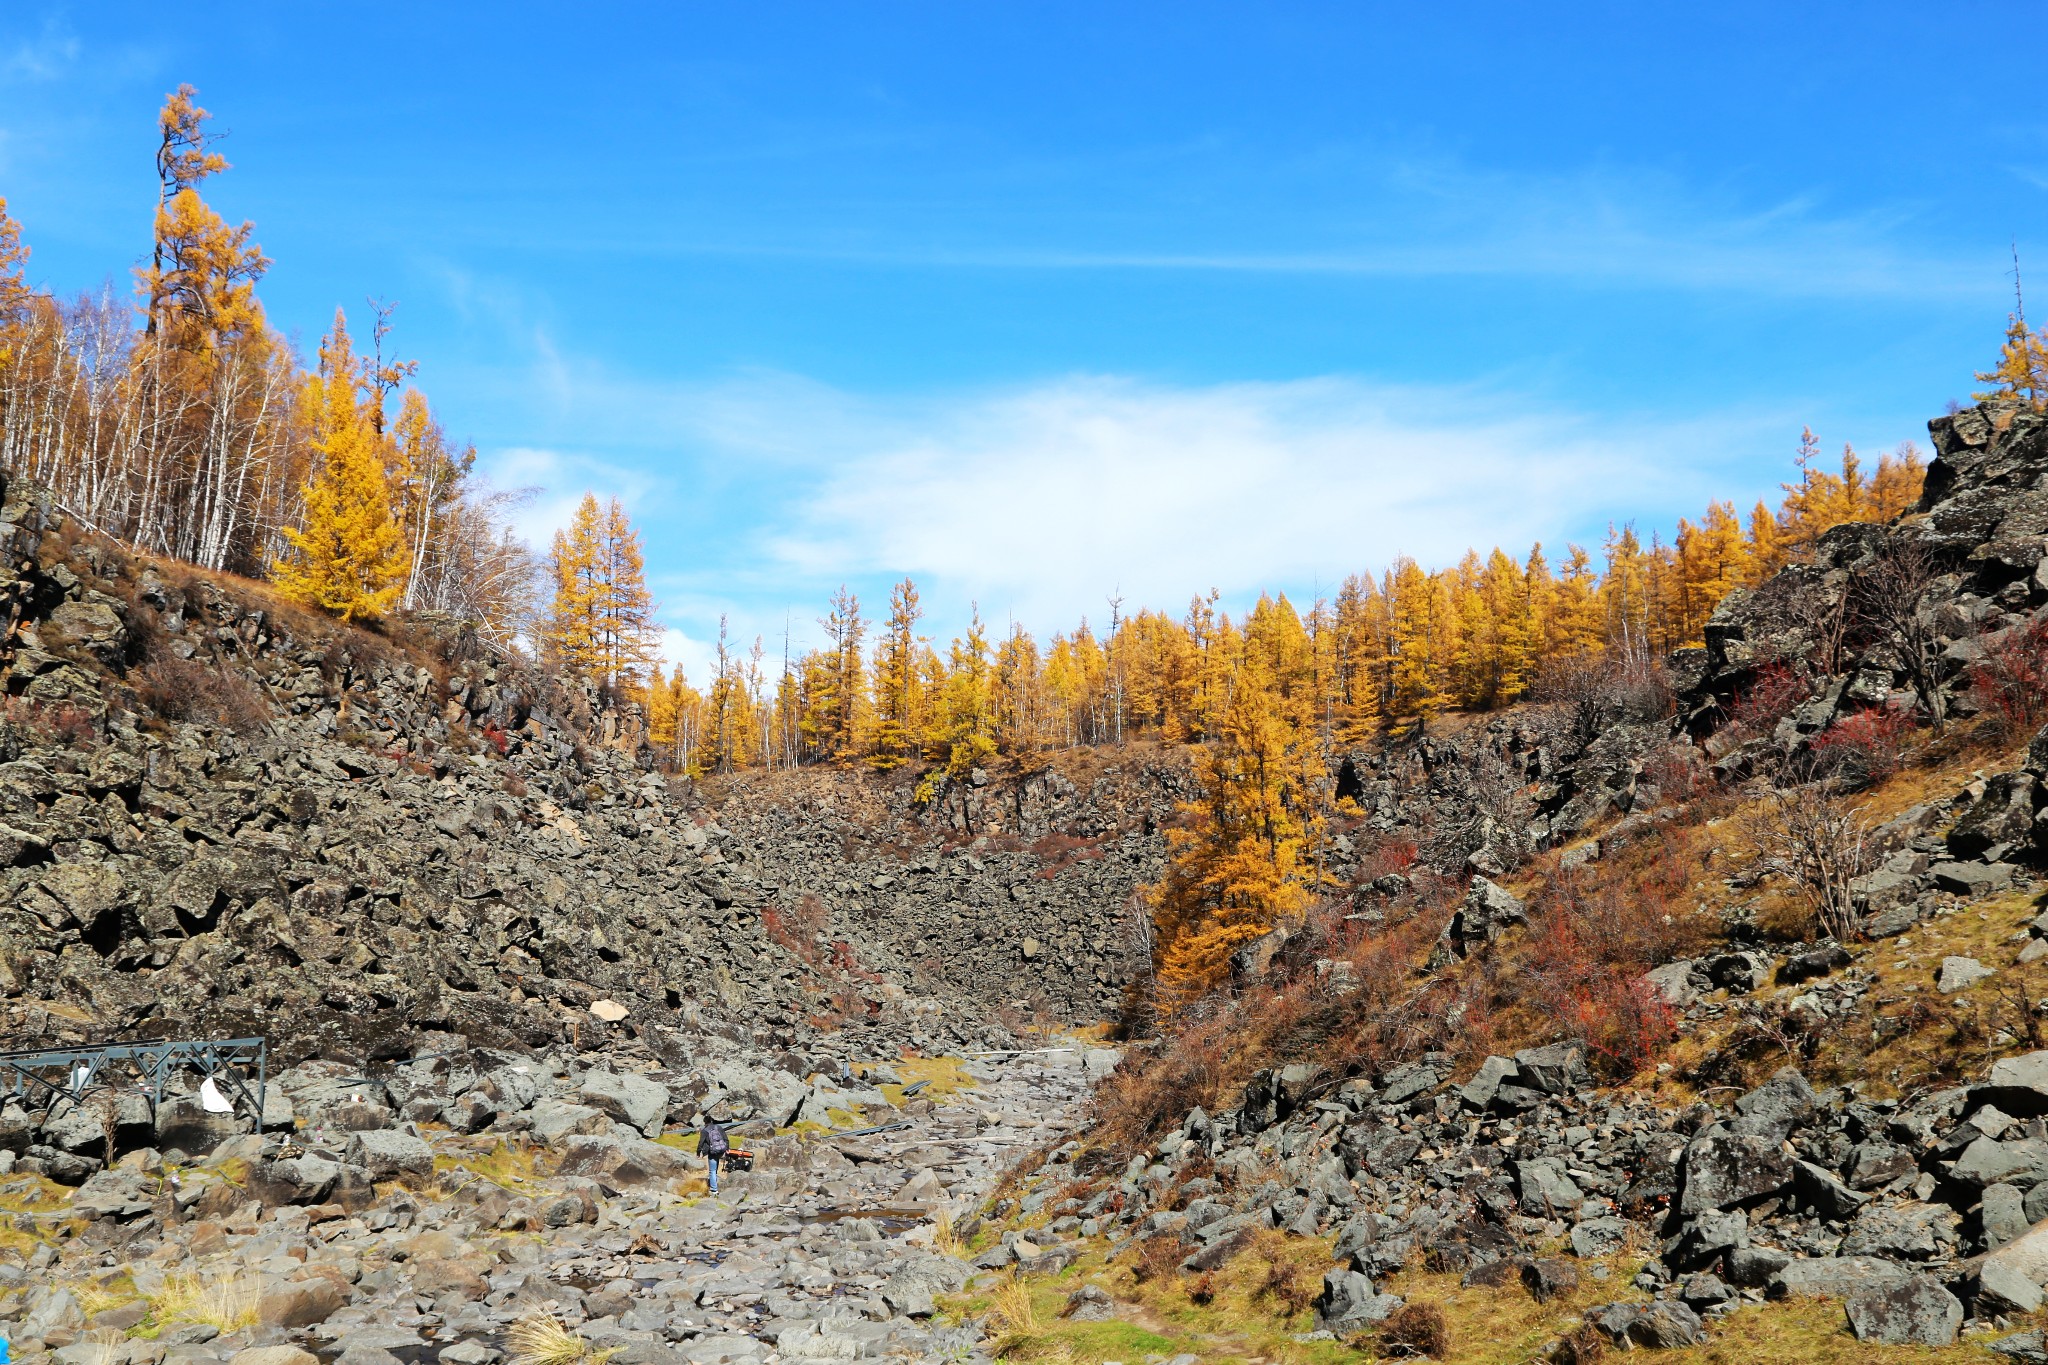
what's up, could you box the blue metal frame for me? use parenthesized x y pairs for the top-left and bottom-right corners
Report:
(0, 1037), (266, 1132)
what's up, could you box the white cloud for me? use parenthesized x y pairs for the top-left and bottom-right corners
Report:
(667, 371), (1790, 648)
(475, 445), (660, 553)
(554, 157), (1992, 303)
(0, 19), (79, 83)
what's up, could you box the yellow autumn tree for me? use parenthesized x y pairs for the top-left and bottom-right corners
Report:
(544, 493), (659, 691)
(1149, 649), (1324, 1008)
(1977, 308), (2048, 410)
(868, 578), (925, 769)
(0, 198), (29, 324)
(273, 314), (409, 622)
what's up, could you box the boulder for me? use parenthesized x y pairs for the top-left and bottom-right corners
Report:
(1512, 1041), (1591, 1096)
(1628, 1300), (1704, 1348)
(1733, 1067), (1816, 1139)
(1983, 1051), (2048, 1116)
(1939, 956), (1996, 993)
(1949, 772), (2040, 861)
(1448, 877), (1527, 951)
(1986, 1182), (2032, 1250)
(1978, 1258), (2046, 1316)
(1950, 1136), (2048, 1188)
(344, 1129), (434, 1181)
(1839, 1201), (1957, 1261)
(1773, 1256), (1912, 1298)
(553, 1134), (688, 1185)
(1314, 1268), (1401, 1328)
(1934, 863), (2014, 896)
(1981, 1215), (2048, 1291)
(1679, 1132), (1796, 1214)
(579, 1069), (671, 1136)
(1457, 1056), (1520, 1110)
(1843, 1275), (1962, 1347)
(528, 1100), (612, 1145)
(1992, 1328), (2048, 1363)
(257, 1279), (348, 1328)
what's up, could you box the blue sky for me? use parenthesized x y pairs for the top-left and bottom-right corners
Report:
(3, 3), (2044, 676)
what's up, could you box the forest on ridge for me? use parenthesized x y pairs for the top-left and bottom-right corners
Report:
(7, 85), (2048, 1002)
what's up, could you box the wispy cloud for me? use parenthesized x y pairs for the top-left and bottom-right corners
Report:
(486, 368), (1797, 663)
(507, 157), (1989, 303)
(735, 373), (1782, 632)
(0, 18), (79, 83)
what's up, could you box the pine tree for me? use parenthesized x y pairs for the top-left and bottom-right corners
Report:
(1976, 263), (2048, 410)
(272, 314), (409, 622)
(544, 494), (605, 678)
(868, 579), (926, 769)
(139, 87), (266, 350)
(937, 607), (997, 783)
(543, 493), (658, 691)
(1149, 649), (1323, 1007)
(808, 587), (868, 761)
(0, 198), (29, 326)
(594, 496), (658, 691)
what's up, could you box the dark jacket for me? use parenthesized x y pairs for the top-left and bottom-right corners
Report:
(699, 1118), (729, 1157)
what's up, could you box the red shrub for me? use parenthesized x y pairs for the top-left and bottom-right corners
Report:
(1968, 614), (2048, 734)
(1359, 838), (1418, 881)
(1808, 707), (1914, 786)
(480, 722), (511, 754)
(1729, 661), (1808, 734)
(1523, 847), (1700, 1079)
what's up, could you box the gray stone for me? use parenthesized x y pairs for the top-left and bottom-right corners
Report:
(1951, 1136), (2048, 1188)
(1458, 1056), (1520, 1110)
(1512, 1041), (1591, 1096)
(1644, 961), (1702, 1008)
(1513, 1156), (1584, 1217)
(529, 1100), (613, 1145)
(1627, 1300), (1704, 1348)
(1991, 1328), (2048, 1363)
(1979, 1258), (2047, 1315)
(1987, 1182), (2032, 1250)
(1680, 1132), (1796, 1214)
(1773, 1255), (1912, 1298)
(1933, 862), (2015, 896)
(1939, 955), (1996, 993)
(1840, 1201), (1958, 1261)
(1984, 1050), (2048, 1116)
(1843, 1274), (1962, 1347)
(1569, 1216), (1630, 1259)
(1733, 1067), (1816, 1139)
(1314, 1268), (1390, 1329)
(1725, 1245), (1790, 1288)
(344, 1128), (435, 1180)
(579, 1070), (672, 1136)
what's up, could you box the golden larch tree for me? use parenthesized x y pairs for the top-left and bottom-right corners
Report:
(1149, 649), (1325, 1009)
(273, 314), (410, 622)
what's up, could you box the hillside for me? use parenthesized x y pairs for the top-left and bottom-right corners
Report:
(0, 398), (2043, 1363)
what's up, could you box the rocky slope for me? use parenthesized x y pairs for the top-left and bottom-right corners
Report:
(0, 472), (1183, 1073)
(2, 397), (2047, 1362)
(1, 1031), (1118, 1365)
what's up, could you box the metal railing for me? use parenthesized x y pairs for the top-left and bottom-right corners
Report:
(0, 1037), (266, 1132)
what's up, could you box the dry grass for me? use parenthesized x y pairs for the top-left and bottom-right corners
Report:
(877, 1053), (979, 1105)
(507, 1314), (617, 1365)
(434, 1140), (545, 1194)
(931, 1209), (969, 1258)
(71, 1278), (138, 1318)
(147, 1269), (261, 1333)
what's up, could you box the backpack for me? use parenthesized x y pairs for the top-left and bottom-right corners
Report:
(700, 1119), (729, 1156)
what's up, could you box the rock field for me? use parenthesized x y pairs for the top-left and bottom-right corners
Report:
(2, 1038), (1116, 1365)
(0, 398), (2045, 1362)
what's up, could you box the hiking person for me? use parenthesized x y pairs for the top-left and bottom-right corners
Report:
(699, 1109), (731, 1193)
